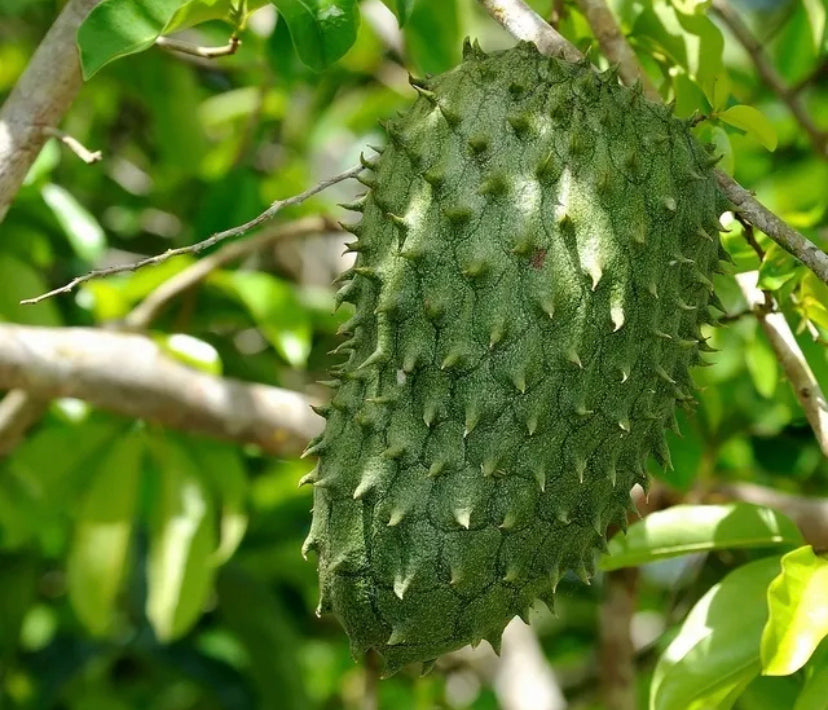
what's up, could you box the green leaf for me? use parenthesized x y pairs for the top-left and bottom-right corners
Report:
(40, 183), (106, 261)
(67, 433), (144, 635)
(795, 644), (828, 710)
(600, 504), (803, 571)
(77, 0), (191, 78)
(165, 0), (269, 31)
(403, 0), (459, 74)
(146, 434), (217, 642)
(186, 439), (249, 565)
(801, 0), (826, 54)
(710, 125), (734, 175)
(217, 566), (309, 710)
(156, 333), (222, 375)
(719, 105), (778, 152)
(0, 253), (61, 326)
(761, 546), (828, 676)
(651, 556), (783, 710)
(379, 0), (414, 26)
(0, 554), (38, 657)
(758, 243), (802, 291)
(710, 72), (731, 112)
(23, 140), (60, 186)
(674, 9), (724, 102)
(270, 0), (360, 70)
(745, 335), (779, 399)
(216, 270), (313, 367)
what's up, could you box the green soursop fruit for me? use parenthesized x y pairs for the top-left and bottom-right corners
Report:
(302, 40), (727, 672)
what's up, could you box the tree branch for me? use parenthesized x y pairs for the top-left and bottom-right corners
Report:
(474, 0), (828, 288)
(735, 270), (828, 456)
(0, 0), (102, 223)
(0, 324), (321, 455)
(20, 164), (363, 305)
(711, 0), (828, 159)
(572, 0), (659, 100)
(716, 172), (828, 284)
(477, 0), (582, 62)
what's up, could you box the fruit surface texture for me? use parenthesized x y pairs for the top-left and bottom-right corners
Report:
(303, 40), (725, 672)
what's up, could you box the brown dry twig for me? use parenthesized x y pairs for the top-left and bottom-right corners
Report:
(20, 165), (363, 305)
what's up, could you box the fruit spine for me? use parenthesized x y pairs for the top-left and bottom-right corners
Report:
(303, 40), (727, 672)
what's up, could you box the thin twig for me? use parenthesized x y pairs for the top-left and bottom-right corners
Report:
(736, 271), (828, 456)
(124, 215), (339, 329)
(155, 34), (241, 59)
(20, 165), (363, 305)
(474, 0), (828, 287)
(42, 126), (102, 164)
(711, 0), (828, 160)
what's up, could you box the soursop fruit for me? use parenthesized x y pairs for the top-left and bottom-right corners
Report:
(302, 40), (727, 672)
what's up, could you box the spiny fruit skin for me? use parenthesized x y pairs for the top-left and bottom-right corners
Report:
(304, 41), (726, 673)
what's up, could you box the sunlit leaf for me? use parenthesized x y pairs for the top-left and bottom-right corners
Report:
(67, 433), (144, 635)
(719, 105), (778, 152)
(379, 0), (414, 26)
(157, 333), (222, 375)
(165, 0), (269, 31)
(801, 0), (826, 54)
(798, 272), (828, 332)
(669, 0), (711, 14)
(187, 439), (249, 565)
(710, 125), (734, 175)
(651, 557), (783, 710)
(22, 140), (60, 186)
(77, 0), (190, 78)
(761, 546), (828, 676)
(40, 183), (106, 261)
(601, 504), (803, 571)
(674, 9), (724, 102)
(146, 434), (217, 641)
(758, 243), (803, 291)
(270, 0), (360, 70)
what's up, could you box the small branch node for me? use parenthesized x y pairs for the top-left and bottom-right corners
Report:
(42, 126), (102, 164)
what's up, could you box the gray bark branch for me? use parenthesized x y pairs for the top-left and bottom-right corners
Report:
(0, 324), (321, 456)
(0, 0), (102, 222)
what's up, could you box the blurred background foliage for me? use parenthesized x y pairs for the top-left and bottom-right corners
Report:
(0, 0), (826, 708)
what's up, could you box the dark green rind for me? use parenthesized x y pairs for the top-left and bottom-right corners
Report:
(304, 41), (724, 673)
